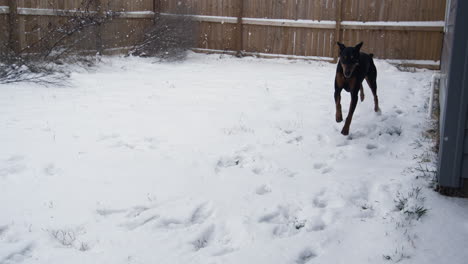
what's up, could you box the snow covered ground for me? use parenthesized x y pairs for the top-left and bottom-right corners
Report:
(0, 53), (467, 264)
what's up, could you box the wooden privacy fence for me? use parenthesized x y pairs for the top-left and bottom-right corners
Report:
(0, 0), (446, 67)
(164, 0), (446, 67)
(0, 0), (155, 54)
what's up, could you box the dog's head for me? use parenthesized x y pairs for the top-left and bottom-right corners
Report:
(337, 42), (363, 79)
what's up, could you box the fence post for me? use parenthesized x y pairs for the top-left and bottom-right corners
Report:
(154, 0), (161, 19)
(8, 0), (20, 54)
(236, 0), (244, 57)
(94, 0), (104, 55)
(333, 0), (343, 63)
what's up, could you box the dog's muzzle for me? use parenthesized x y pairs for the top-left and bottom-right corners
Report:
(342, 63), (359, 79)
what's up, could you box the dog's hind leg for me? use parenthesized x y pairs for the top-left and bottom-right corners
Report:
(366, 62), (380, 112)
(366, 77), (380, 112)
(360, 84), (365, 102)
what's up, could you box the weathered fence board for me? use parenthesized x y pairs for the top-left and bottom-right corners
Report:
(341, 0), (445, 21)
(175, 0), (445, 22)
(197, 22), (238, 51)
(17, 0), (90, 10)
(0, 14), (8, 48)
(168, 0), (445, 66)
(7, 0), (155, 53)
(0, 1), (9, 48)
(242, 25), (336, 58)
(161, 0), (237, 16)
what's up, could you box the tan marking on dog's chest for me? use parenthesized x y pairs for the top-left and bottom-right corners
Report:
(336, 72), (345, 88)
(347, 77), (358, 92)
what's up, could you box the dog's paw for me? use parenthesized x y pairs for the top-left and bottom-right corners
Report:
(375, 107), (382, 115)
(335, 115), (343, 123)
(340, 128), (349, 136)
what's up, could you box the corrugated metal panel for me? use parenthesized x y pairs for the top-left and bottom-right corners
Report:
(466, 114), (468, 129)
(439, 77), (447, 134)
(437, 0), (468, 187)
(441, 0), (456, 74)
(439, 0), (455, 142)
(462, 155), (468, 178)
(465, 130), (468, 154)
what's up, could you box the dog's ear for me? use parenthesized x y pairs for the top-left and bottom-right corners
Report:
(355, 42), (363, 51)
(337, 42), (346, 51)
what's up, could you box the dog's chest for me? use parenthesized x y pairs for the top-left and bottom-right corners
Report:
(343, 78), (359, 92)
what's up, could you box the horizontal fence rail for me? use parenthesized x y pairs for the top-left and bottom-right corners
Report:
(0, 0), (446, 68)
(0, 7), (155, 18)
(166, 14), (444, 31)
(0, 7), (445, 31)
(161, 12), (444, 31)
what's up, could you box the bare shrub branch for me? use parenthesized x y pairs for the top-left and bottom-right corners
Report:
(130, 13), (197, 61)
(0, 0), (117, 85)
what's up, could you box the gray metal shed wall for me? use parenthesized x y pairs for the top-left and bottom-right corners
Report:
(439, 0), (456, 136)
(441, 0), (456, 74)
(438, 0), (468, 187)
(463, 117), (468, 178)
(460, 48), (468, 180)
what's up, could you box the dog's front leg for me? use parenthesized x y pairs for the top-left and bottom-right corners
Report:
(341, 88), (359, 136)
(334, 77), (344, 123)
(359, 84), (365, 102)
(334, 88), (343, 122)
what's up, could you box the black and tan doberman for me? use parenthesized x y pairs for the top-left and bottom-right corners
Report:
(334, 42), (380, 136)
